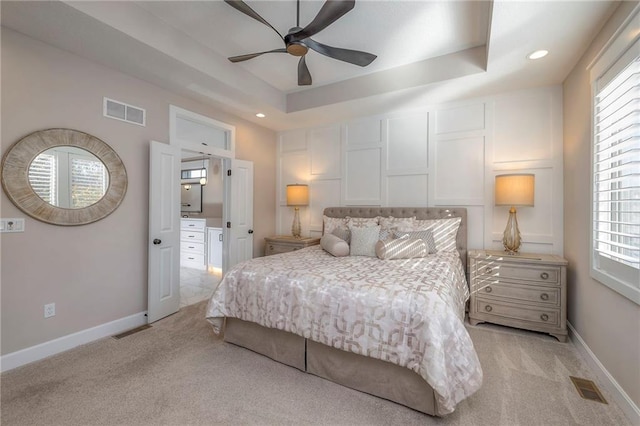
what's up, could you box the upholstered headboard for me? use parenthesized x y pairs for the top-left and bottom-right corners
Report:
(322, 207), (468, 271)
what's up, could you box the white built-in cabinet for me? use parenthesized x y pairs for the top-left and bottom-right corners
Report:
(276, 86), (564, 255)
(207, 227), (223, 269)
(180, 218), (206, 270)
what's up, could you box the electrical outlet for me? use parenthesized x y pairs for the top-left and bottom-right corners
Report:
(0, 218), (25, 233)
(44, 303), (56, 318)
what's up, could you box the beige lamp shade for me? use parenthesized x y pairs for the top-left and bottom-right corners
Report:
(286, 184), (309, 206)
(495, 174), (535, 207)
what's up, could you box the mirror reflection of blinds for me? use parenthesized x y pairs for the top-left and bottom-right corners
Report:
(29, 153), (57, 205)
(593, 55), (640, 270)
(70, 155), (109, 208)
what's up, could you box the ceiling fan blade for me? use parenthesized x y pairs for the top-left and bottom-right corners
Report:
(224, 0), (284, 40)
(290, 0), (355, 42)
(305, 39), (376, 67)
(228, 48), (287, 63)
(298, 56), (312, 86)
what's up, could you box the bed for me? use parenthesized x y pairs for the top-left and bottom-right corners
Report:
(206, 207), (482, 416)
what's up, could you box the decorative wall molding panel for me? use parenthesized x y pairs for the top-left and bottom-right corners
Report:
(277, 85), (564, 255)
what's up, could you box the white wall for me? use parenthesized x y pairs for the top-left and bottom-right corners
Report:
(0, 28), (277, 356)
(563, 1), (640, 413)
(276, 86), (564, 255)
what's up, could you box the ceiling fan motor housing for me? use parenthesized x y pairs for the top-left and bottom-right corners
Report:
(285, 27), (308, 56)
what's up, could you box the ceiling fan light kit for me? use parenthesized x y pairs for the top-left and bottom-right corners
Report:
(225, 0), (377, 86)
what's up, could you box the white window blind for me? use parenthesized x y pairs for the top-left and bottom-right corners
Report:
(592, 49), (640, 304)
(28, 153), (57, 205)
(70, 154), (109, 208)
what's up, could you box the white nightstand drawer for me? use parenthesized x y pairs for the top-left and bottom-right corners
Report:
(475, 297), (560, 327)
(476, 282), (560, 306)
(477, 261), (560, 284)
(181, 241), (205, 254)
(181, 231), (205, 243)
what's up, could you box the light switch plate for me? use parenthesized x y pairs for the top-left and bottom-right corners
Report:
(0, 218), (25, 233)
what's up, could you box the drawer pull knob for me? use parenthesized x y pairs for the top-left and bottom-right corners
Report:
(540, 314), (549, 321)
(485, 286), (493, 293)
(485, 305), (493, 312)
(485, 267), (493, 274)
(540, 293), (549, 301)
(269, 245), (274, 250)
(540, 272), (549, 280)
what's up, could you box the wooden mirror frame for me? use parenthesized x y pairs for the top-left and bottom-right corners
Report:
(1, 128), (127, 226)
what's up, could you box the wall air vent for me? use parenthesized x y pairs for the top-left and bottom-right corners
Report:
(103, 97), (146, 126)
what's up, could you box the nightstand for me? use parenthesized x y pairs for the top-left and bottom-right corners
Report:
(264, 236), (321, 256)
(468, 249), (568, 342)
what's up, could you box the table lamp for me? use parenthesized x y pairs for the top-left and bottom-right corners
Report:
(495, 174), (534, 254)
(286, 184), (309, 238)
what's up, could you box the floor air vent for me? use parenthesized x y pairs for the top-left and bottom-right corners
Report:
(570, 376), (608, 404)
(113, 325), (152, 340)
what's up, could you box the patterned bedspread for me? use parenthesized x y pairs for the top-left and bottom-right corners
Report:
(206, 246), (483, 415)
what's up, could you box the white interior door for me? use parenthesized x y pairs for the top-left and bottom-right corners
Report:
(148, 141), (181, 323)
(228, 159), (254, 269)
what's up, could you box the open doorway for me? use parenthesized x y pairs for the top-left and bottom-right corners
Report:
(148, 106), (254, 323)
(179, 151), (224, 308)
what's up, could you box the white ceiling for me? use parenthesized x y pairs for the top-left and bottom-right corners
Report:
(1, 1), (618, 131)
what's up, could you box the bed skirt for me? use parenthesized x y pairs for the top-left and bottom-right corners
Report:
(224, 317), (439, 416)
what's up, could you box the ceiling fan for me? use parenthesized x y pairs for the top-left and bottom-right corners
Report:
(224, 0), (377, 86)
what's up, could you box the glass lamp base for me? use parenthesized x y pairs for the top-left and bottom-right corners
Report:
(502, 207), (522, 254)
(291, 207), (301, 238)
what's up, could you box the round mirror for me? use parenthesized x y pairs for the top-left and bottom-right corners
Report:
(2, 129), (127, 226)
(28, 146), (110, 209)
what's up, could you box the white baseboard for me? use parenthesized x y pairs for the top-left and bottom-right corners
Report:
(568, 321), (640, 425)
(0, 311), (147, 372)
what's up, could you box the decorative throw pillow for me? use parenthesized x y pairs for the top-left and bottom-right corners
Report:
(379, 216), (415, 232)
(323, 215), (348, 235)
(346, 216), (380, 229)
(349, 225), (381, 257)
(412, 217), (462, 252)
(375, 238), (428, 260)
(331, 227), (351, 244)
(378, 227), (395, 242)
(320, 234), (350, 257)
(393, 230), (438, 254)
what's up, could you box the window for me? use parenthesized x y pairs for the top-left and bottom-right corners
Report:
(29, 148), (109, 209)
(590, 28), (640, 304)
(29, 152), (57, 205)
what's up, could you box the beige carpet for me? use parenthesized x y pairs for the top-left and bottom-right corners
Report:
(1, 302), (630, 426)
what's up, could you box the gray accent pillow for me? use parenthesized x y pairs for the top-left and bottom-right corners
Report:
(412, 217), (461, 252)
(375, 238), (428, 260)
(394, 230), (438, 254)
(331, 227), (351, 244)
(320, 233), (350, 257)
(349, 225), (381, 257)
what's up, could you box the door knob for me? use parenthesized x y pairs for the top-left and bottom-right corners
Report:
(153, 239), (161, 245)
(248, 229), (254, 234)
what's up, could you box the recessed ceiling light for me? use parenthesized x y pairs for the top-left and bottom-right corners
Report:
(527, 50), (549, 60)
(256, 113), (266, 118)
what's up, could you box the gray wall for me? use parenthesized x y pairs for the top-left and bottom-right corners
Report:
(0, 28), (277, 355)
(563, 1), (640, 408)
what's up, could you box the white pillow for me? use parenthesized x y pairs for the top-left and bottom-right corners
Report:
(349, 225), (381, 257)
(346, 216), (380, 228)
(323, 215), (348, 235)
(379, 216), (415, 232)
(320, 234), (350, 257)
(412, 217), (461, 252)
